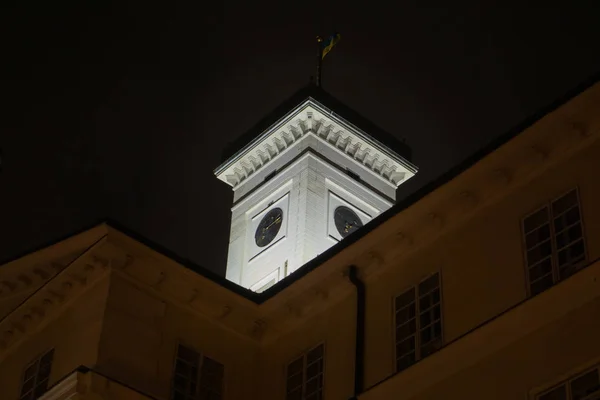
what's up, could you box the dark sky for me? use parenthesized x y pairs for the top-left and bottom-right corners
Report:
(2, 2), (600, 276)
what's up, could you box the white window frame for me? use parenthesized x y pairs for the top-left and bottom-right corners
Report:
(170, 343), (224, 400)
(250, 267), (280, 293)
(521, 187), (587, 297)
(392, 271), (444, 373)
(20, 348), (54, 400)
(285, 342), (326, 400)
(534, 364), (600, 399)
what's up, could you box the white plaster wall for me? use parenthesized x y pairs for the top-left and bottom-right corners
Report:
(226, 152), (394, 290)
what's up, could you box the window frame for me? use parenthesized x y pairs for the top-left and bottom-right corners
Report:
(284, 342), (326, 400)
(19, 348), (54, 400)
(392, 271), (444, 374)
(521, 187), (588, 297)
(250, 267), (281, 293)
(534, 363), (600, 400)
(170, 342), (225, 400)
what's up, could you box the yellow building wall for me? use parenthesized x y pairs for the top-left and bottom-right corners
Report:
(258, 297), (356, 400)
(360, 139), (600, 395)
(414, 296), (600, 400)
(95, 272), (260, 400)
(0, 276), (110, 400)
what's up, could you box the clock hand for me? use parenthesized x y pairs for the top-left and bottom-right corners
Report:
(344, 220), (358, 233)
(263, 216), (282, 231)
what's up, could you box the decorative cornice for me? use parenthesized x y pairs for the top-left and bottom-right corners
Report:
(0, 239), (110, 362)
(215, 100), (417, 189)
(0, 256), (76, 300)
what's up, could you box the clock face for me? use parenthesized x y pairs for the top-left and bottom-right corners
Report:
(255, 208), (284, 247)
(334, 206), (363, 238)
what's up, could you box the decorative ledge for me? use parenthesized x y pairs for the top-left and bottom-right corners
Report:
(215, 100), (417, 189)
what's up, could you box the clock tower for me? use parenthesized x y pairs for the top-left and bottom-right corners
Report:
(214, 84), (418, 291)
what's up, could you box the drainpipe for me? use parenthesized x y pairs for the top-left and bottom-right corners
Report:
(348, 265), (365, 400)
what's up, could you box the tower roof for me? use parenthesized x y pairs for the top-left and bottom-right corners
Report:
(214, 84), (418, 194)
(219, 83), (413, 164)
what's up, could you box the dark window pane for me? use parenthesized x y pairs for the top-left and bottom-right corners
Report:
(419, 294), (431, 310)
(420, 309), (432, 327)
(395, 303), (416, 324)
(202, 357), (224, 379)
(287, 372), (303, 390)
(395, 288), (416, 310)
(433, 320), (442, 338)
(209, 392), (222, 400)
(419, 274), (439, 294)
(528, 258), (553, 282)
(306, 392), (322, 400)
(557, 240), (585, 271)
(286, 388), (302, 400)
(38, 362), (51, 380)
(530, 274), (554, 296)
(307, 344), (323, 364)
(565, 206), (581, 226)
(20, 378), (34, 394)
(306, 376), (322, 394)
(19, 393), (33, 400)
(552, 190), (578, 215)
(288, 357), (303, 376)
(556, 224), (582, 249)
(306, 360), (323, 379)
(527, 240), (552, 266)
(421, 337), (442, 358)
(40, 349), (54, 365)
(524, 207), (549, 233)
(200, 388), (221, 400)
(177, 345), (200, 364)
(571, 369), (600, 400)
(173, 374), (188, 389)
(526, 224), (551, 248)
(34, 380), (49, 397)
(433, 305), (441, 321)
(396, 337), (415, 358)
(396, 319), (416, 340)
(396, 352), (416, 372)
(23, 362), (38, 381)
(432, 288), (441, 305)
(172, 390), (186, 400)
(539, 384), (567, 400)
(420, 326), (432, 343)
(198, 386), (211, 400)
(175, 360), (191, 376)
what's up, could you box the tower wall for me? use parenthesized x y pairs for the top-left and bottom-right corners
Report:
(226, 152), (392, 290)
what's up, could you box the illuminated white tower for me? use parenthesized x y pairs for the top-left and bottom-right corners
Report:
(214, 84), (417, 291)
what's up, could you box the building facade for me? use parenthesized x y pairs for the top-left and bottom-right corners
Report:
(1, 78), (600, 400)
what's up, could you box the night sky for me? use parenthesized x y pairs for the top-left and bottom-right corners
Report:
(2, 2), (600, 276)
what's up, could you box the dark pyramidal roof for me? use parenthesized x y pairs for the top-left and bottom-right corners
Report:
(219, 83), (413, 165)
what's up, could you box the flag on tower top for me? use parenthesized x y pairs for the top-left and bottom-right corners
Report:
(321, 33), (341, 59)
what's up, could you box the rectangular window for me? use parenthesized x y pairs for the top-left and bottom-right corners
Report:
(250, 268), (280, 293)
(394, 272), (443, 373)
(523, 188), (586, 296)
(171, 344), (224, 400)
(20, 349), (54, 400)
(286, 343), (324, 400)
(537, 364), (600, 399)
